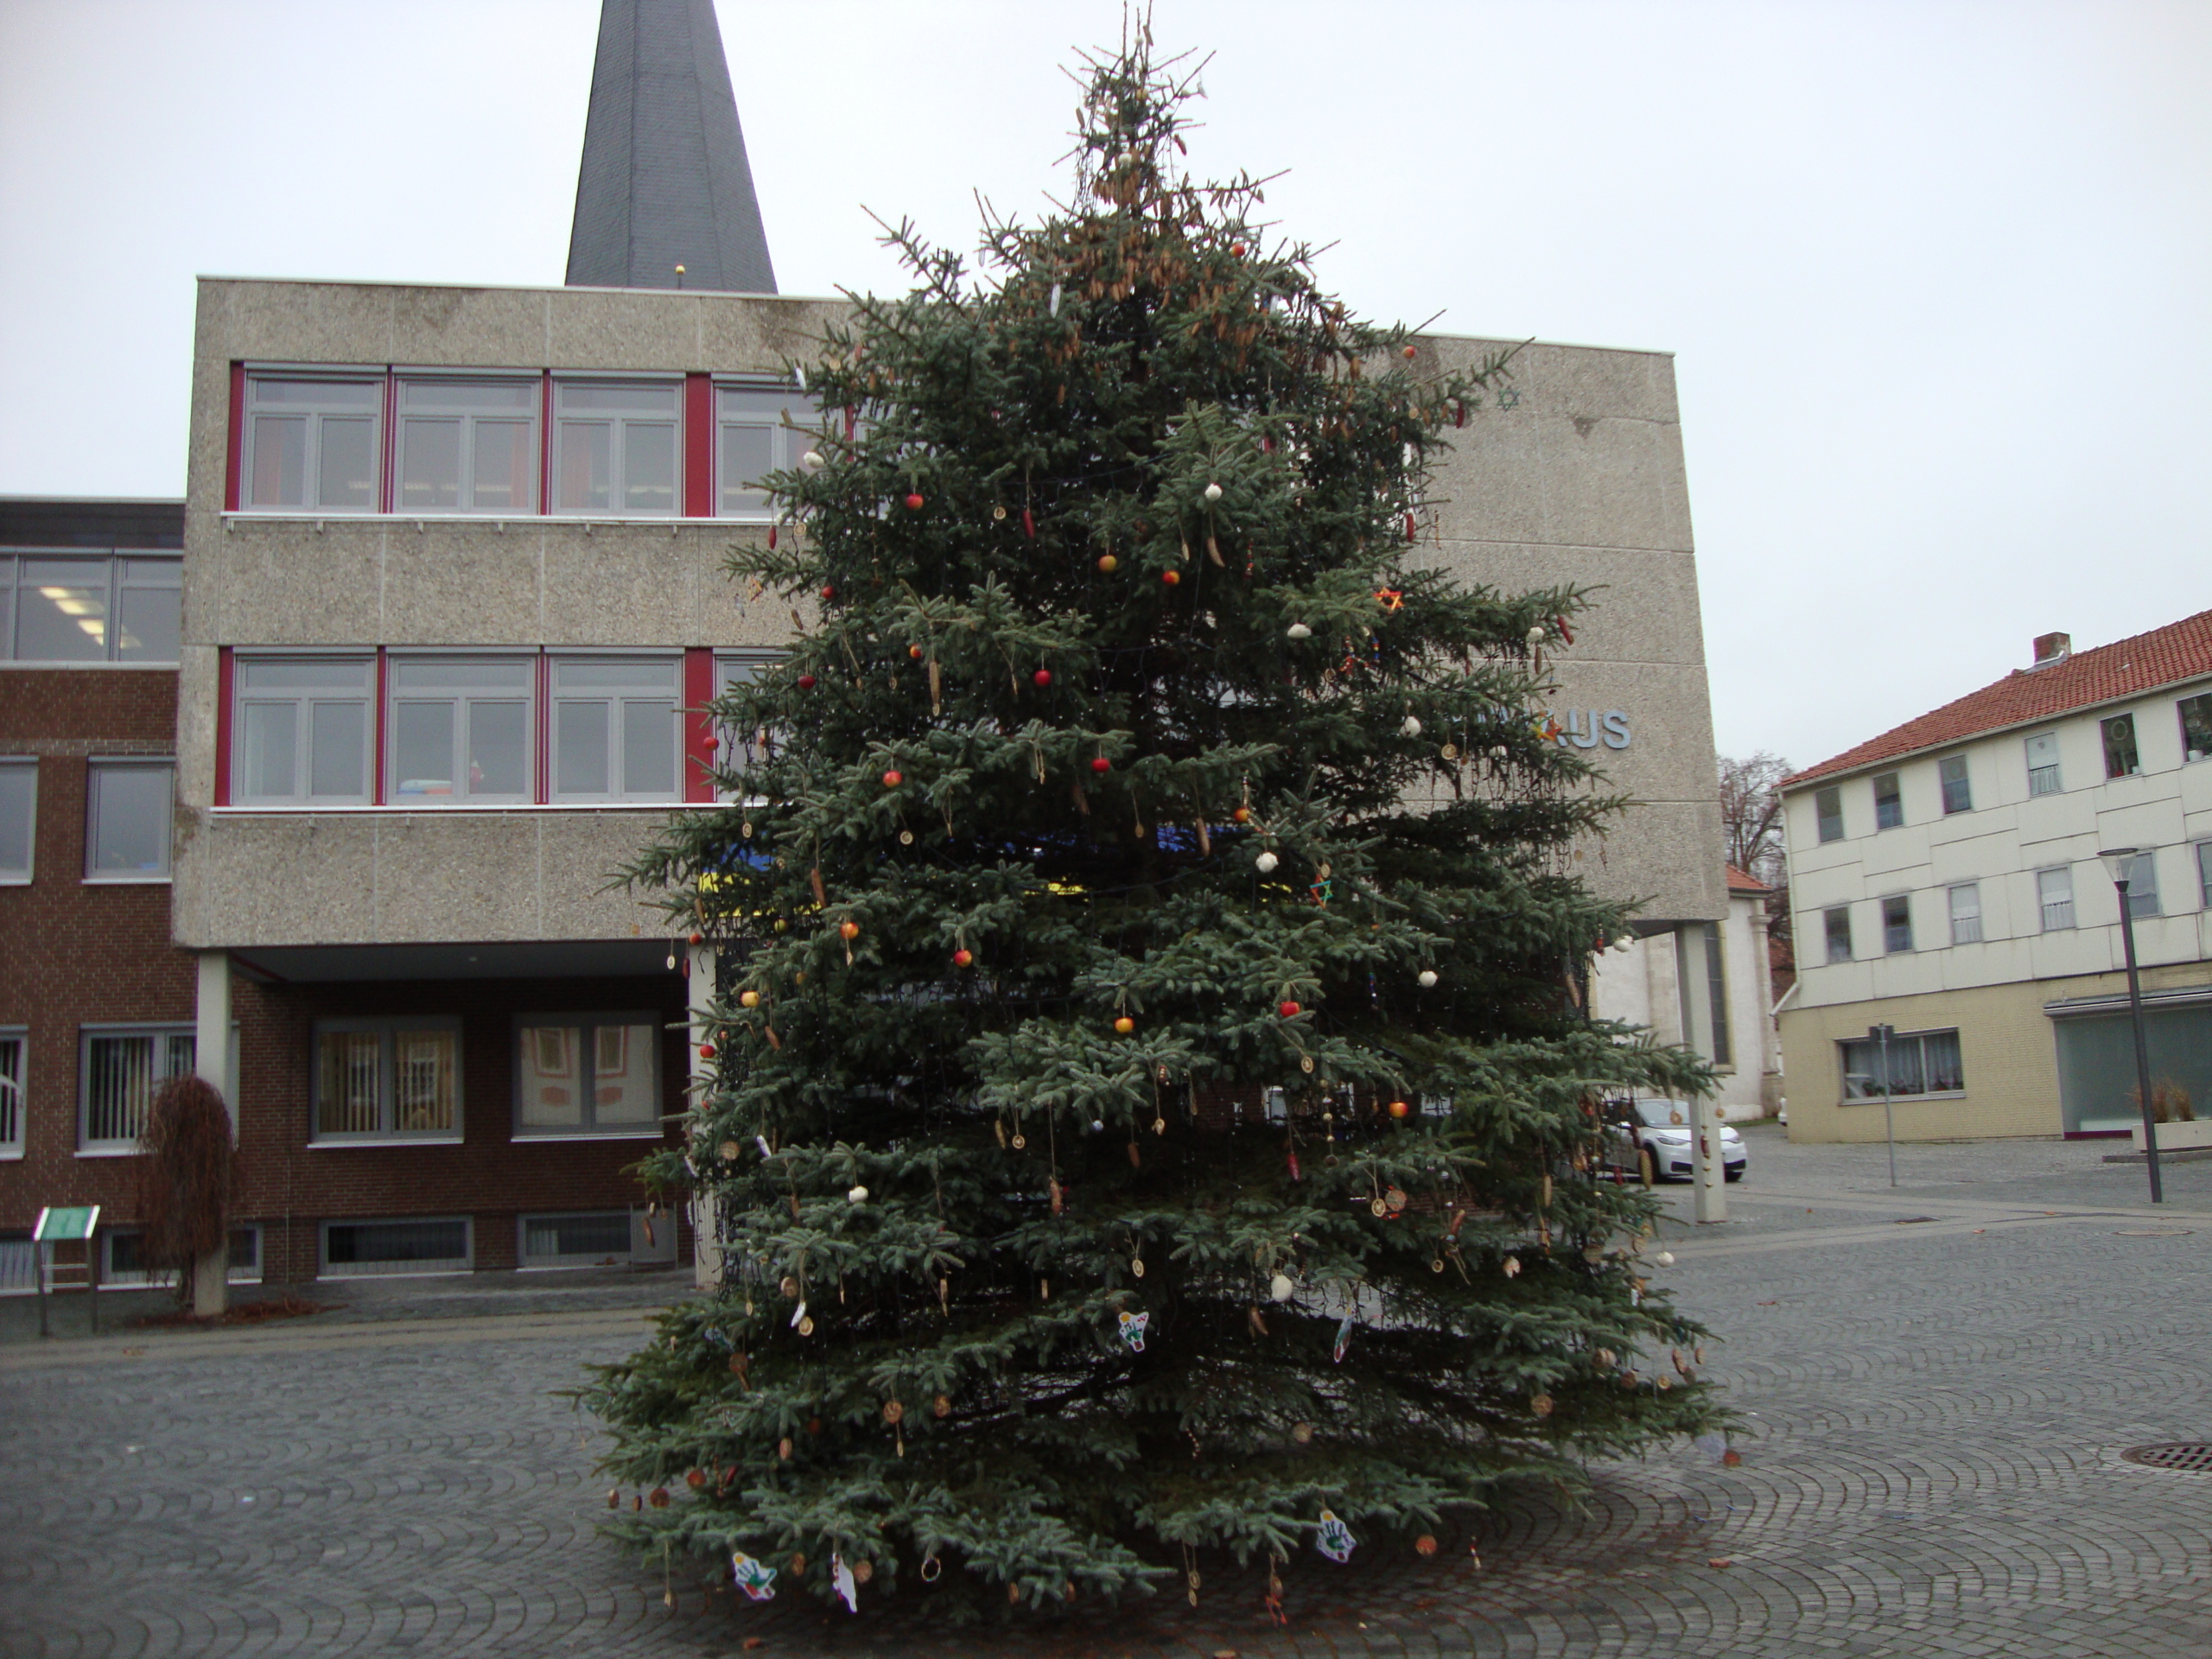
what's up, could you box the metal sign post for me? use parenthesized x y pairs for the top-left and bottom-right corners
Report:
(31, 1205), (101, 1338)
(1870, 1025), (1897, 1186)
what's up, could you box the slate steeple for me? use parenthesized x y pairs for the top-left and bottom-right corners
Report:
(565, 0), (777, 293)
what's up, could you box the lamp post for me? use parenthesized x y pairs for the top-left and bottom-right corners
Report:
(1869, 1023), (1897, 1186)
(2098, 847), (2162, 1205)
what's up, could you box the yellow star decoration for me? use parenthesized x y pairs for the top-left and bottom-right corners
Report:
(1375, 588), (1404, 613)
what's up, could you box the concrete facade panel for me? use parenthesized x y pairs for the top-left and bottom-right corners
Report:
(386, 285), (552, 367)
(381, 524), (543, 645)
(1427, 542), (1706, 670)
(211, 521), (385, 644)
(372, 817), (544, 941)
(540, 528), (697, 646)
(1532, 414), (1688, 554)
(544, 289), (704, 369)
(536, 814), (674, 938)
(177, 815), (382, 945)
(212, 281), (397, 370)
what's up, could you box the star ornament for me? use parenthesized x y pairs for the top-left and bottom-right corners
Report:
(1374, 588), (1404, 613)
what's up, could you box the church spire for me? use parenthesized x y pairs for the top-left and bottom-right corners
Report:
(565, 0), (777, 293)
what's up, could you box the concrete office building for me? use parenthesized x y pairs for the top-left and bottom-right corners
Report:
(1777, 613), (2212, 1141)
(8, 0), (1732, 1288)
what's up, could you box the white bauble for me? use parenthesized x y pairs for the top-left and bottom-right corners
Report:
(1203, 481), (1224, 503)
(1286, 623), (1312, 640)
(1418, 969), (1439, 988)
(1401, 715), (1422, 737)
(1269, 1273), (1294, 1303)
(1255, 851), (1280, 874)
(847, 1185), (868, 1205)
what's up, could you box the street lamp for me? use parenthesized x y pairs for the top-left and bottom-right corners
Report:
(2098, 847), (2162, 1204)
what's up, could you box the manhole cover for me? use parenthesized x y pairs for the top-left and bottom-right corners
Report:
(2120, 1443), (2212, 1471)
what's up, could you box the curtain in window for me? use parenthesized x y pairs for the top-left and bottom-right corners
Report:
(394, 1029), (456, 1133)
(316, 1030), (382, 1135)
(86, 1035), (157, 1143)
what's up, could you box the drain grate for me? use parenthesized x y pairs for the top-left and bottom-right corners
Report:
(2121, 1443), (2212, 1471)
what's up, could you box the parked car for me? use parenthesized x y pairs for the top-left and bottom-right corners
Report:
(1598, 1096), (1746, 1185)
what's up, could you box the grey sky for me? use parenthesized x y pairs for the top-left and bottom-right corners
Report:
(2, 0), (2205, 772)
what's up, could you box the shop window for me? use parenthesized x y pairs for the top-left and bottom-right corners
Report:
(715, 385), (824, 518)
(242, 377), (383, 512)
(1882, 894), (1914, 954)
(1938, 753), (1972, 815)
(2037, 866), (2075, 931)
(84, 760), (174, 880)
(0, 759), (34, 881)
(396, 378), (539, 513)
(2024, 730), (2062, 796)
(321, 1217), (472, 1277)
(1948, 882), (1982, 945)
(1840, 1028), (1965, 1100)
(514, 1014), (662, 1138)
(1815, 786), (1843, 844)
(3, 556), (180, 664)
(0, 1030), (22, 1157)
(1872, 772), (1903, 830)
(79, 1026), (194, 1152)
(386, 656), (533, 803)
(553, 380), (679, 514)
(1823, 906), (1853, 963)
(2178, 693), (2212, 766)
(233, 657), (375, 804)
(310, 1018), (461, 1141)
(550, 655), (680, 802)
(2101, 712), (2141, 779)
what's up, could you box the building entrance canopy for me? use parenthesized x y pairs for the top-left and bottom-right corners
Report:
(229, 940), (677, 983)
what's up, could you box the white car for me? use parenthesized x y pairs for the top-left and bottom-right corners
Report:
(1599, 1096), (1745, 1185)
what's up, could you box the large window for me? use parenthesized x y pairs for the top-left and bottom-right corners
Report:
(2101, 712), (2140, 779)
(1815, 786), (1844, 844)
(396, 378), (538, 514)
(1839, 1027), (1965, 1100)
(321, 1217), (472, 1277)
(715, 385), (823, 518)
(715, 651), (784, 794)
(550, 656), (679, 802)
(312, 1018), (461, 1141)
(2116, 849), (2159, 920)
(387, 656), (533, 804)
(2037, 865), (2075, 931)
(242, 377), (382, 512)
(1948, 882), (1982, 945)
(233, 657), (374, 804)
(1, 556), (181, 663)
(85, 760), (173, 880)
(514, 1014), (662, 1138)
(1937, 753), (1972, 815)
(0, 759), (34, 882)
(80, 1026), (194, 1152)
(2199, 842), (2212, 910)
(554, 381), (679, 514)
(0, 1031), (22, 1158)
(2179, 693), (2212, 766)
(1881, 893), (1914, 954)
(2024, 731), (2062, 796)
(1823, 906), (1853, 963)
(1872, 772), (1903, 830)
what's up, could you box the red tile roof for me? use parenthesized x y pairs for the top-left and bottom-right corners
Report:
(1725, 865), (1772, 893)
(1784, 609), (2212, 789)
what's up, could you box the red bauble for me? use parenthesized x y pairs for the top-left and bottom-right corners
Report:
(1161, 569), (1181, 586)
(1231, 806), (1250, 823)
(698, 1043), (716, 1059)
(905, 492), (925, 511)
(1033, 669), (1052, 687)
(1230, 241), (1247, 256)
(1090, 756), (1111, 773)
(1021, 506), (1036, 539)
(797, 674), (817, 690)
(687, 931), (703, 944)
(882, 770), (903, 787)
(952, 949), (973, 968)
(909, 645), (924, 659)
(702, 733), (719, 750)
(1279, 1000), (1301, 1020)
(1389, 1098), (1413, 1119)
(1402, 345), (1418, 359)
(820, 585), (836, 601)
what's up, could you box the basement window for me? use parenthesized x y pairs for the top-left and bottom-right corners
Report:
(321, 1217), (472, 1277)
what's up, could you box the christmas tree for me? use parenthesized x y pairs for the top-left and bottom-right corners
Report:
(585, 28), (1719, 1618)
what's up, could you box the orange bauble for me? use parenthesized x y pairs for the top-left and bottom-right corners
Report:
(1097, 554), (1119, 573)
(1389, 1098), (1413, 1119)
(1161, 569), (1180, 586)
(840, 920), (861, 941)
(882, 769), (903, 787)
(952, 949), (973, 968)
(739, 990), (760, 1008)
(1232, 806), (1250, 823)
(1113, 1016), (1135, 1035)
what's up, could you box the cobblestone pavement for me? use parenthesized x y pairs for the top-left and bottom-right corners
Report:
(7, 1133), (2212, 1657)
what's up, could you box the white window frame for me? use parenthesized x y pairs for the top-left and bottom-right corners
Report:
(713, 382), (825, 520)
(78, 1023), (194, 1154)
(1937, 753), (1972, 815)
(83, 758), (175, 883)
(102, 1224), (263, 1287)
(2198, 840), (2212, 911)
(384, 653), (536, 805)
(2101, 712), (2141, 779)
(1872, 771), (1903, 830)
(1814, 786), (1844, 843)
(320, 1216), (474, 1279)
(394, 376), (542, 516)
(1947, 882), (1982, 945)
(240, 374), (385, 513)
(547, 653), (683, 804)
(0, 757), (35, 883)
(308, 1016), (465, 1144)
(1822, 905), (1853, 964)
(0, 1028), (24, 1159)
(2037, 865), (2075, 931)
(2024, 730), (2062, 797)
(2120, 849), (2160, 920)
(512, 1011), (665, 1141)
(232, 655), (376, 805)
(518, 1208), (677, 1269)
(2181, 692), (2212, 766)
(1881, 893), (1914, 954)
(2, 554), (182, 664)
(551, 378), (681, 517)
(714, 650), (785, 800)
(1839, 1027), (1966, 1102)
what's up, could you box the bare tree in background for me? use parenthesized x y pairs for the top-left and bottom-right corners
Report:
(1719, 752), (1795, 1001)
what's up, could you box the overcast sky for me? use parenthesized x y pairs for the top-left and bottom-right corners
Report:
(2, 0), (2205, 770)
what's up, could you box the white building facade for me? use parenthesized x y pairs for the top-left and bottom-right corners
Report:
(1777, 618), (2212, 1141)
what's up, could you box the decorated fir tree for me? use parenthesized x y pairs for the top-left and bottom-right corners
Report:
(586, 30), (1718, 1618)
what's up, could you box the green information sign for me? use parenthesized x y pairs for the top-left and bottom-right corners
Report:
(33, 1205), (100, 1243)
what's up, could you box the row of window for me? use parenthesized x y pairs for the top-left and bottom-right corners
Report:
(0, 758), (175, 883)
(223, 650), (767, 807)
(0, 555), (181, 664)
(0, 1014), (668, 1156)
(1813, 692), (2212, 843)
(236, 371), (824, 518)
(1817, 844), (2212, 963)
